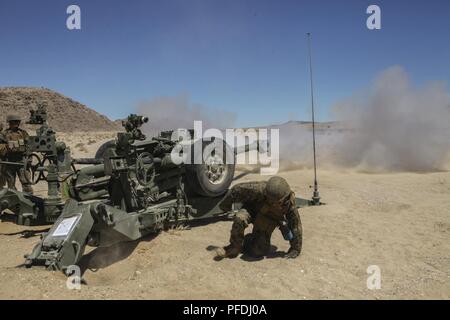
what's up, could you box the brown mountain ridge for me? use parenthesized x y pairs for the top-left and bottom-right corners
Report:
(0, 87), (121, 132)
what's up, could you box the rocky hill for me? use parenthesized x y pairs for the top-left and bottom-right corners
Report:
(0, 87), (121, 132)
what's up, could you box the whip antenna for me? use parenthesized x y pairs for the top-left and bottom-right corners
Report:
(307, 32), (321, 205)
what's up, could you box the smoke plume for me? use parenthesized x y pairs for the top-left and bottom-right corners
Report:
(136, 94), (236, 137)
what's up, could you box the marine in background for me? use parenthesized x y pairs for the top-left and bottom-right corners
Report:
(0, 123), (5, 188)
(2, 114), (33, 194)
(216, 176), (302, 260)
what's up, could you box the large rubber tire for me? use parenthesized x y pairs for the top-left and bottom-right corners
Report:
(95, 140), (116, 160)
(185, 139), (235, 197)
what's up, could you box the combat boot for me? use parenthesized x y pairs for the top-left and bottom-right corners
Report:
(215, 245), (241, 259)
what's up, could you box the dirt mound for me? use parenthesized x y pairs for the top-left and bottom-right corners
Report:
(0, 87), (121, 132)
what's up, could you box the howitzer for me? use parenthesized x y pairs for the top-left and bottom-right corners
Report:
(25, 113), (275, 271)
(0, 104), (74, 225)
(27, 103), (48, 126)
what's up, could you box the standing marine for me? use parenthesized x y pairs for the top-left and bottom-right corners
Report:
(1, 114), (33, 194)
(0, 123), (5, 188)
(216, 176), (302, 259)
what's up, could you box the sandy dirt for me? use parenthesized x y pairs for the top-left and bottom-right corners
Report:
(0, 132), (449, 299)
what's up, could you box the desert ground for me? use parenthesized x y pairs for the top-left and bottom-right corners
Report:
(0, 132), (449, 299)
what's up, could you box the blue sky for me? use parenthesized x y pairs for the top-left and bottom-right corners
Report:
(0, 0), (449, 127)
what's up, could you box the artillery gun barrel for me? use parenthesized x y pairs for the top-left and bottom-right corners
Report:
(0, 160), (26, 166)
(72, 158), (104, 165)
(73, 176), (111, 189)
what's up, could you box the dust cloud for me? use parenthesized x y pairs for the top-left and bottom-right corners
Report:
(277, 66), (450, 172)
(332, 66), (450, 172)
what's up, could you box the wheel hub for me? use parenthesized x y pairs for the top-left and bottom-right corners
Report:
(205, 155), (228, 185)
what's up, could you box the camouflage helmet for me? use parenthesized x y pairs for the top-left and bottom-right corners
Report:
(6, 114), (22, 122)
(265, 176), (292, 202)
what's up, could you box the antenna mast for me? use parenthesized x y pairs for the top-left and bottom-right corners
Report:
(307, 32), (321, 205)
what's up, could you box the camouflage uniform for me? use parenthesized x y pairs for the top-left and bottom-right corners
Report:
(0, 123), (6, 188)
(3, 123), (33, 194)
(218, 177), (302, 259)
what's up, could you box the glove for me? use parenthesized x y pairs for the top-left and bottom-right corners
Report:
(218, 190), (233, 212)
(285, 247), (300, 259)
